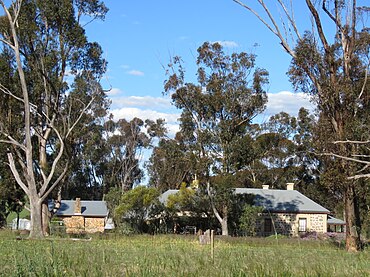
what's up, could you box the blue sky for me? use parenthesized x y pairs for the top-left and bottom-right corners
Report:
(83, 0), (316, 135)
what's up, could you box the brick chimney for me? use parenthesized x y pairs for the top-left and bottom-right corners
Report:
(74, 198), (82, 214)
(286, 183), (294, 190)
(262, 185), (269, 190)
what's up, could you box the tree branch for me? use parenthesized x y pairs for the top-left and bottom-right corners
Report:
(305, 0), (330, 51)
(40, 162), (69, 202)
(232, 0), (296, 57)
(333, 140), (370, 144)
(7, 153), (29, 194)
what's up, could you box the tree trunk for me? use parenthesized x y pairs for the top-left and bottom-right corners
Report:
(221, 218), (228, 236)
(344, 184), (361, 252)
(221, 204), (229, 236)
(42, 202), (50, 236)
(29, 196), (44, 239)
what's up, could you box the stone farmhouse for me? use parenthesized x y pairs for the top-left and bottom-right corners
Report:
(51, 198), (110, 234)
(160, 183), (343, 236)
(235, 184), (330, 236)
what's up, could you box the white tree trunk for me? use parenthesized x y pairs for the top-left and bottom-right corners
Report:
(29, 196), (43, 239)
(221, 217), (229, 236)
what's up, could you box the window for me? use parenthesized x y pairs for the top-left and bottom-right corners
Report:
(264, 218), (272, 233)
(298, 218), (307, 232)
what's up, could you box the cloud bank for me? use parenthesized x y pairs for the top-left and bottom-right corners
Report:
(213, 40), (239, 48)
(108, 91), (315, 137)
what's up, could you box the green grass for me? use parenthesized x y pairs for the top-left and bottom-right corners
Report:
(0, 231), (369, 276)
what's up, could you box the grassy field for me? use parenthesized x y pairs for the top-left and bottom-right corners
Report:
(0, 230), (369, 276)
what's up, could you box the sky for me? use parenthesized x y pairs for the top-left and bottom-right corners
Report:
(83, 0), (316, 136)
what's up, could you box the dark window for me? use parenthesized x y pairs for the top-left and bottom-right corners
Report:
(264, 218), (272, 233)
(298, 218), (307, 232)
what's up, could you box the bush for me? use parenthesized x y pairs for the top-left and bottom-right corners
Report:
(239, 204), (263, 236)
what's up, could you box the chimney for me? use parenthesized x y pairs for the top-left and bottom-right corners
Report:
(74, 198), (81, 214)
(286, 183), (294, 190)
(262, 185), (269, 190)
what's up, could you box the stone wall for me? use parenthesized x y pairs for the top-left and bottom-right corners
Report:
(85, 217), (105, 233)
(256, 212), (327, 237)
(307, 213), (327, 233)
(63, 215), (85, 234)
(62, 216), (105, 234)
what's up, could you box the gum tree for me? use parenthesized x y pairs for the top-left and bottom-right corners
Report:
(0, 0), (108, 238)
(233, 0), (369, 251)
(164, 42), (268, 235)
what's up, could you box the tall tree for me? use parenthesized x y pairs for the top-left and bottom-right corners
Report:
(0, 0), (108, 238)
(164, 42), (268, 235)
(233, 0), (369, 251)
(147, 134), (195, 191)
(104, 117), (166, 192)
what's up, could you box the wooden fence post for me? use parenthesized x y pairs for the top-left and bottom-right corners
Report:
(211, 229), (214, 261)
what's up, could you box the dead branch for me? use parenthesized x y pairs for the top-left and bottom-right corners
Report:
(333, 140), (370, 144)
(232, 0), (296, 57)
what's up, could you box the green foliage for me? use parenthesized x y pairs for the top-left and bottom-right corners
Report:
(0, 0), (110, 237)
(147, 137), (194, 191)
(239, 204), (263, 236)
(162, 42), (269, 234)
(115, 186), (163, 233)
(166, 183), (195, 212)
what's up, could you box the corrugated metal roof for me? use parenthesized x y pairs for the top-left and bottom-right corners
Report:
(158, 189), (179, 205)
(234, 188), (330, 214)
(327, 215), (345, 225)
(53, 200), (109, 217)
(159, 188), (330, 214)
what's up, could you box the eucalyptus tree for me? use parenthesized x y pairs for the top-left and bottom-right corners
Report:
(233, 0), (369, 251)
(0, 0), (109, 238)
(147, 134), (195, 191)
(103, 118), (166, 192)
(164, 42), (268, 235)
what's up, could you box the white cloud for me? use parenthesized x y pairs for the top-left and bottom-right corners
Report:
(110, 95), (172, 109)
(110, 107), (179, 124)
(106, 87), (123, 96)
(108, 91), (315, 137)
(108, 95), (179, 137)
(120, 64), (130, 69)
(258, 91), (315, 122)
(214, 40), (239, 48)
(127, 69), (144, 76)
(110, 107), (180, 137)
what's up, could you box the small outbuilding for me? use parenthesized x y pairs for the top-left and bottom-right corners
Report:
(50, 198), (110, 234)
(327, 215), (345, 233)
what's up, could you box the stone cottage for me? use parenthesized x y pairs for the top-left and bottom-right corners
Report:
(52, 198), (109, 234)
(235, 184), (330, 236)
(160, 183), (335, 236)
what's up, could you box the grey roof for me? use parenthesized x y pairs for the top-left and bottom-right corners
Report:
(327, 215), (345, 225)
(159, 188), (330, 214)
(51, 200), (109, 217)
(159, 189), (179, 205)
(235, 188), (330, 214)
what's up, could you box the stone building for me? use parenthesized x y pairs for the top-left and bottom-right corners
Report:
(235, 184), (330, 236)
(52, 198), (109, 234)
(160, 183), (338, 237)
